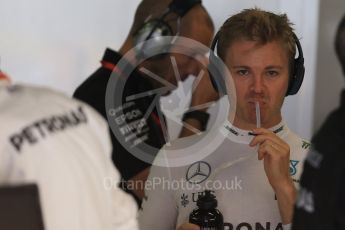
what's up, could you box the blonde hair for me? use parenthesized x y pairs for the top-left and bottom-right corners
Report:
(217, 8), (296, 66)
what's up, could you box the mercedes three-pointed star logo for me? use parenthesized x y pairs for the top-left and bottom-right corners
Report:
(186, 161), (211, 184)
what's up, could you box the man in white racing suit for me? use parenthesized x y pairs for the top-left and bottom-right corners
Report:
(139, 8), (310, 230)
(0, 73), (138, 230)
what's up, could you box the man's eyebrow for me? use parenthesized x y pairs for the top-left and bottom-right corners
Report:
(265, 65), (283, 69)
(231, 66), (250, 68)
(230, 65), (284, 69)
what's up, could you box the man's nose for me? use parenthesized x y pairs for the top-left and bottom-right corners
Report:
(250, 75), (265, 94)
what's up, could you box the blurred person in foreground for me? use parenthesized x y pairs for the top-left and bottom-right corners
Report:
(0, 71), (138, 230)
(292, 14), (345, 230)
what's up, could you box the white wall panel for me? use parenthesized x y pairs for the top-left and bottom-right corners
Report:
(0, 0), (320, 140)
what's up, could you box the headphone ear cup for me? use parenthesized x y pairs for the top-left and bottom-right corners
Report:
(133, 19), (173, 58)
(287, 58), (305, 96)
(208, 53), (227, 95)
(286, 33), (305, 96)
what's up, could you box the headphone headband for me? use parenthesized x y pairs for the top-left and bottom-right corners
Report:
(210, 31), (220, 52)
(292, 33), (304, 71)
(133, 0), (202, 59)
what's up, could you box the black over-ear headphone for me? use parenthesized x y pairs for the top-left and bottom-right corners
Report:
(132, 0), (201, 58)
(209, 32), (305, 96)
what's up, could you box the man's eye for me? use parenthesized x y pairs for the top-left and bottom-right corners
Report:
(237, 70), (249, 76)
(266, 70), (279, 77)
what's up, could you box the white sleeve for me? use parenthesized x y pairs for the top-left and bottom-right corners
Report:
(84, 103), (139, 230)
(109, 166), (139, 230)
(138, 149), (178, 230)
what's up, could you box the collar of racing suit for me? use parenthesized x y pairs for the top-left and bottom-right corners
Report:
(220, 119), (288, 144)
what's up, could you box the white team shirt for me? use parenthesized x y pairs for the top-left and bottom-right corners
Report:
(0, 80), (138, 230)
(139, 119), (310, 230)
